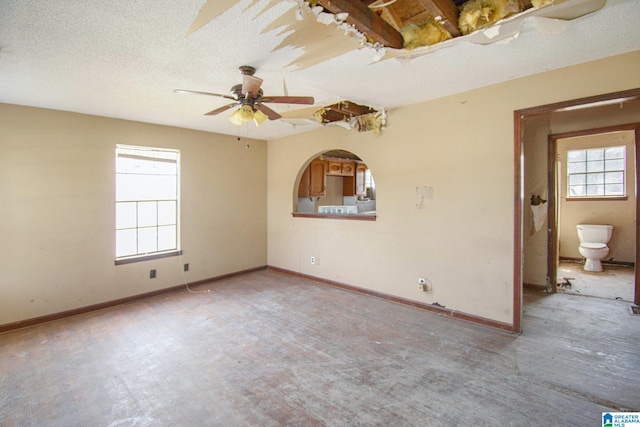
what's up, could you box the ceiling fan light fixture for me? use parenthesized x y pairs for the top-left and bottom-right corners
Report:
(228, 105), (254, 126)
(228, 108), (242, 126)
(239, 105), (254, 122)
(253, 109), (268, 126)
(179, 65), (313, 127)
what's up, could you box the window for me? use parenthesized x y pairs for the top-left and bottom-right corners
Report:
(364, 169), (375, 198)
(567, 146), (626, 198)
(115, 145), (180, 262)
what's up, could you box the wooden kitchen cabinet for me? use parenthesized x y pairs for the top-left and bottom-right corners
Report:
(298, 159), (327, 197)
(343, 162), (367, 197)
(341, 162), (355, 176)
(327, 161), (342, 176)
(298, 166), (310, 197)
(327, 160), (355, 176)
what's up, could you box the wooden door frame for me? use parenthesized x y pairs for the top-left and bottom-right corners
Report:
(547, 124), (640, 295)
(513, 88), (640, 333)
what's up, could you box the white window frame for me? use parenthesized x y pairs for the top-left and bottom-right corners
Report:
(566, 145), (626, 199)
(115, 145), (181, 264)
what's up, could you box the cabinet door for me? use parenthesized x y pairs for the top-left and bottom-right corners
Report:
(308, 160), (327, 197)
(327, 161), (342, 176)
(343, 175), (355, 197)
(297, 165), (311, 197)
(341, 162), (355, 176)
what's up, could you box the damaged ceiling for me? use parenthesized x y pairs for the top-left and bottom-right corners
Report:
(317, 0), (463, 45)
(0, 0), (638, 140)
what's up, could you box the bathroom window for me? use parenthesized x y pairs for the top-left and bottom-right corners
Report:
(567, 146), (626, 198)
(115, 145), (181, 264)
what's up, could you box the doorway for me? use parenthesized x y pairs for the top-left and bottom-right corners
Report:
(513, 88), (640, 333)
(548, 127), (637, 302)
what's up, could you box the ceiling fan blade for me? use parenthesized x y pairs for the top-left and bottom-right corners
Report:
(242, 75), (263, 97)
(261, 96), (314, 105)
(205, 103), (238, 116)
(255, 103), (281, 120)
(174, 89), (236, 100)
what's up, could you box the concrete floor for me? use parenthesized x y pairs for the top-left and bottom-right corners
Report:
(557, 260), (635, 302)
(1, 269), (639, 426)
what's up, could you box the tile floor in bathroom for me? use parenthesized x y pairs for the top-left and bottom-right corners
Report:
(557, 260), (635, 302)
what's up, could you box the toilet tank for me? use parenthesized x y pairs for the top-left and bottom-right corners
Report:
(576, 224), (614, 243)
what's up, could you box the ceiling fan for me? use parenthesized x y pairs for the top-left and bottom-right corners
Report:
(174, 65), (315, 126)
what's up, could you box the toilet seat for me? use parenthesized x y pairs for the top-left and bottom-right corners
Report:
(580, 242), (608, 250)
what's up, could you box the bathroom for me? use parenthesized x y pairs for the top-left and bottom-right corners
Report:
(556, 130), (636, 300)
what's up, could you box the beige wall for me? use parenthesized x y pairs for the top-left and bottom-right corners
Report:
(268, 51), (640, 326)
(2, 52), (638, 329)
(522, 115), (552, 286)
(0, 104), (267, 325)
(558, 131), (636, 263)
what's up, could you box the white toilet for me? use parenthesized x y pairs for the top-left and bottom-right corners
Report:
(576, 224), (614, 272)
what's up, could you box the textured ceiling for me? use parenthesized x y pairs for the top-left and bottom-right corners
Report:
(0, 0), (639, 140)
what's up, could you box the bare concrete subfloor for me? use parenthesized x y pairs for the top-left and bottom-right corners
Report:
(1, 269), (639, 426)
(557, 260), (635, 302)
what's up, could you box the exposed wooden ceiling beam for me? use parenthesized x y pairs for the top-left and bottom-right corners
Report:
(321, 110), (350, 123)
(328, 102), (375, 116)
(317, 0), (404, 49)
(377, 2), (403, 32)
(316, 101), (377, 124)
(415, 0), (461, 36)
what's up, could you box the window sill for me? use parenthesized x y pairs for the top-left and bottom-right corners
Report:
(292, 212), (376, 221)
(566, 196), (628, 202)
(115, 250), (182, 265)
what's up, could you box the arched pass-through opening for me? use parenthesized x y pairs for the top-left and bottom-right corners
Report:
(292, 149), (377, 221)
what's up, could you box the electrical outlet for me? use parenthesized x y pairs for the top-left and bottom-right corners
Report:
(418, 277), (432, 292)
(184, 263), (189, 272)
(150, 269), (156, 279)
(310, 256), (316, 265)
